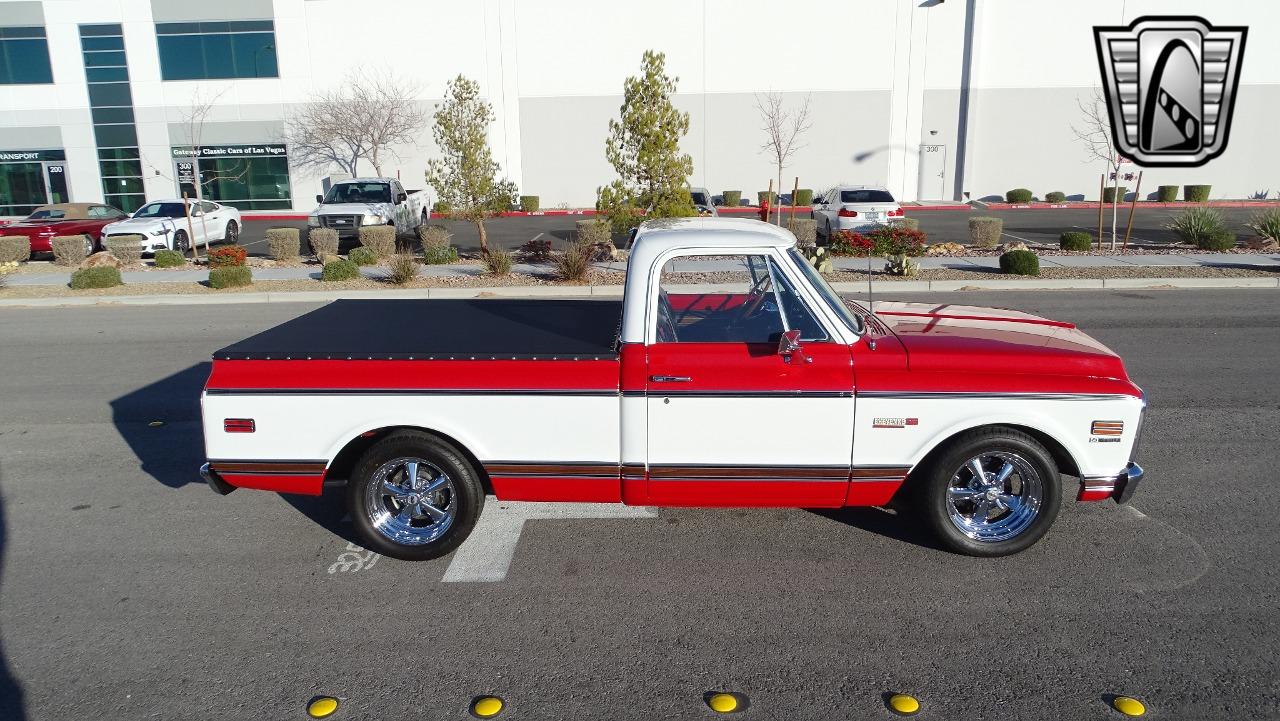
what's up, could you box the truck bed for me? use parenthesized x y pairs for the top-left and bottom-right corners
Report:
(214, 299), (622, 361)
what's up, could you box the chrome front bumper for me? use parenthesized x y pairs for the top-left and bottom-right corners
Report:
(200, 462), (237, 496)
(1113, 461), (1144, 504)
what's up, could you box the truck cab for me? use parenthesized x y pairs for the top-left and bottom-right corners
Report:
(201, 218), (1146, 561)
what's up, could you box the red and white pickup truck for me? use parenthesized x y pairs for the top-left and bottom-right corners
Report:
(200, 218), (1145, 559)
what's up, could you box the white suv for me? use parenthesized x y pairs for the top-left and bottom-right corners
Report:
(813, 185), (904, 238)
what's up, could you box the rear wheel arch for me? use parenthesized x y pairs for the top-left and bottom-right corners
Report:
(326, 425), (492, 494)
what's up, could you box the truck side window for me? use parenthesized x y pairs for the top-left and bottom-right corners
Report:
(656, 255), (785, 344)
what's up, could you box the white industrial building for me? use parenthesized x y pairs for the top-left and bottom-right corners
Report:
(0, 0), (1276, 215)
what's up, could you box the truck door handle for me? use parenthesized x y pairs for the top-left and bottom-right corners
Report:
(651, 375), (692, 383)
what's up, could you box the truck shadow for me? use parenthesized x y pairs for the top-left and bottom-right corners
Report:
(109, 363), (210, 489)
(809, 506), (947, 552)
(279, 492), (361, 546)
(0, 467), (30, 721)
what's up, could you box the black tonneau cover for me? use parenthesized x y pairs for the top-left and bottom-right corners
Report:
(215, 299), (622, 360)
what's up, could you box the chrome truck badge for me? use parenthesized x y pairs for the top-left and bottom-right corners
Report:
(1093, 16), (1247, 167)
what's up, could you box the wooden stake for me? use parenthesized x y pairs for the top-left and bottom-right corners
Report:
(765, 179), (774, 224)
(1122, 170), (1143, 249)
(183, 191), (197, 261)
(788, 176), (799, 230)
(1097, 174), (1105, 250)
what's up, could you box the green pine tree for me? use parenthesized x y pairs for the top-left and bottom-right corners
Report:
(598, 51), (696, 232)
(425, 75), (518, 253)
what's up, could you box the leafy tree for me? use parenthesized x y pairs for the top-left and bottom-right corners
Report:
(425, 76), (518, 253)
(598, 51), (696, 232)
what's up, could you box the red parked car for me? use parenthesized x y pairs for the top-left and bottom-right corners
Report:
(2, 203), (129, 257)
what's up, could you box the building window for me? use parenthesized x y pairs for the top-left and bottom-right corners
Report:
(0, 26), (54, 84)
(173, 144), (292, 210)
(156, 21), (278, 80)
(0, 162), (48, 215)
(80, 25), (146, 213)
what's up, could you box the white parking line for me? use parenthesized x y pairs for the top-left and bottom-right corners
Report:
(442, 499), (658, 582)
(1120, 504), (1148, 519)
(1071, 225), (1156, 244)
(999, 231), (1039, 243)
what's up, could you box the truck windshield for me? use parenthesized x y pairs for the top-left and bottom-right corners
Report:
(322, 182), (391, 204)
(786, 248), (864, 334)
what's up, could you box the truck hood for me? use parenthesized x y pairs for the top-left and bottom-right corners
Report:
(312, 203), (392, 215)
(866, 301), (1130, 380)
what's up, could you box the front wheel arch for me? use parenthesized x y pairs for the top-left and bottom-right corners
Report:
(907, 423), (1080, 490)
(326, 425), (492, 495)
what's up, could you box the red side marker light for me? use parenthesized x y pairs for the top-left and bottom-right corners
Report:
(224, 418), (256, 433)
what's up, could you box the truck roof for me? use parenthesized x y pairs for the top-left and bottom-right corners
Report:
(332, 178), (397, 184)
(634, 217), (796, 251)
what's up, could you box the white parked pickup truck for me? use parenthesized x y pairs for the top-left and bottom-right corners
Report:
(307, 178), (430, 239)
(200, 217), (1146, 561)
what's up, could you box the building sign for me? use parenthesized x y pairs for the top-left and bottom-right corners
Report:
(0, 149), (67, 162)
(171, 144), (287, 158)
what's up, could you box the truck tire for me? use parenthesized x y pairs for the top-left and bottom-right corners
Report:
(913, 427), (1061, 557)
(347, 431), (485, 561)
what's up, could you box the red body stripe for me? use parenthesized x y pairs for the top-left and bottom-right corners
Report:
(208, 358), (620, 391)
(645, 480), (847, 508)
(221, 473), (324, 496)
(845, 480), (905, 506)
(490, 477), (622, 503)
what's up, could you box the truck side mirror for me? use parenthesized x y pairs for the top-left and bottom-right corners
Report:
(778, 329), (802, 356)
(397, 193), (408, 203)
(316, 194), (323, 203)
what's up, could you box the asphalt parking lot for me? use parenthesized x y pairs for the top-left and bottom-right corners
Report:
(235, 206), (1265, 257)
(1, 289), (1277, 720)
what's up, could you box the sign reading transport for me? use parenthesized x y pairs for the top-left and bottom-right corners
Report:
(0, 149), (67, 162)
(171, 144), (287, 158)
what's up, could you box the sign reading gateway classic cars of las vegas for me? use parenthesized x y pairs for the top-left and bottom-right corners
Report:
(1093, 16), (1247, 167)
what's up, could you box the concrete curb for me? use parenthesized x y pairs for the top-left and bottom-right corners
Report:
(1, 276), (1275, 308)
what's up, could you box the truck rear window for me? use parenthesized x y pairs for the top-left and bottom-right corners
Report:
(841, 190), (895, 203)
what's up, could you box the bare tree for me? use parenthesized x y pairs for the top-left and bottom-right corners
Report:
(286, 70), (427, 178)
(755, 91), (812, 224)
(1072, 87), (1125, 250)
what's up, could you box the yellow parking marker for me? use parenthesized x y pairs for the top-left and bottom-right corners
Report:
(471, 696), (505, 718)
(887, 693), (921, 716)
(1112, 696), (1146, 717)
(306, 696), (339, 719)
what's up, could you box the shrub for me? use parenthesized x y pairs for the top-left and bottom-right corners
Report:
(899, 217), (920, 232)
(265, 227), (300, 260)
(553, 242), (591, 281)
(1005, 188), (1033, 203)
(432, 200), (452, 215)
(0, 260), (17, 287)
(1184, 184), (1212, 203)
(348, 246), (378, 266)
(791, 219), (817, 248)
(418, 225), (457, 264)
(208, 266), (252, 289)
(519, 195), (540, 213)
(518, 238), (552, 262)
(69, 266), (122, 289)
(308, 228), (339, 259)
(358, 225), (396, 258)
(153, 249), (186, 268)
(1157, 185), (1179, 202)
(1102, 186), (1128, 203)
(1196, 229), (1236, 251)
(884, 253), (920, 277)
(0, 236), (30, 263)
(322, 259), (360, 281)
(1166, 207), (1227, 246)
(793, 189), (814, 206)
(865, 225), (927, 256)
(757, 191), (776, 205)
(386, 254), (419, 285)
(51, 235), (90, 266)
(721, 190), (741, 207)
(1245, 208), (1280, 241)
(999, 249), (1040, 276)
(208, 245), (247, 268)
(829, 230), (873, 256)
(1059, 231), (1093, 251)
(482, 248), (514, 276)
(575, 219), (611, 245)
(1044, 191), (1066, 203)
(105, 235), (144, 265)
(968, 217), (1003, 248)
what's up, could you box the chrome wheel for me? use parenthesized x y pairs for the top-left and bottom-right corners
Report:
(224, 221), (238, 244)
(364, 456), (457, 546)
(945, 451), (1042, 542)
(174, 230), (190, 252)
(82, 235), (94, 256)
